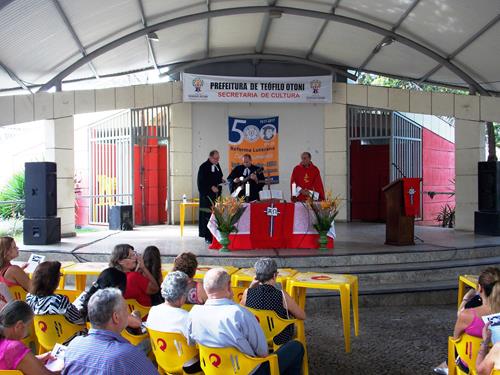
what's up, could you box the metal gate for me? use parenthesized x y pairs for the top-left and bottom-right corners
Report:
(88, 106), (169, 225)
(89, 110), (133, 224)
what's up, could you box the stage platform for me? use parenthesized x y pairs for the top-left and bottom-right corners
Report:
(18, 222), (500, 304)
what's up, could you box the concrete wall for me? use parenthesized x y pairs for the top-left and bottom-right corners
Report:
(2, 81), (500, 231)
(191, 102), (325, 202)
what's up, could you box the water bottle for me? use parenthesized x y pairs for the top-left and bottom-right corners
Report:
(182, 194), (187, 203)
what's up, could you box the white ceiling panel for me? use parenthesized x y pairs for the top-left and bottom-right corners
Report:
(313, 22), (382, 67)
(276, 0), (335, 13)
(154, 21), (206, 65)
(400, 0), (500, 56)
(264, 14), (325, 57)
(0, 69), (16, 91)
(211, 0), (268, 11)
(453, 21), (500, 90)
(59, 0), (142, 50)
(0, 0), (80, 84)
(92, 38), (150, 76)
(338, 0), (413, 27)
(210, 14), (264, 56)
(427, 66), (466, 87)
(366, 41), (438, 79)
(67, 64), (98, 82)
(145, 0), (207, 23)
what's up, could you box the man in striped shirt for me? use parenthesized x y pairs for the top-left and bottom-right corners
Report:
(62, 288), (158, 375)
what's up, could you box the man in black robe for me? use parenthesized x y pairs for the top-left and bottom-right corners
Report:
(227, 154), (265, 202)
(197, 150), (224, 243)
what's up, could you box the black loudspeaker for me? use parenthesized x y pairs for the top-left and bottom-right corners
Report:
(24, 162), (57, 218)
(475, 211), (500, 235)
(109, 205), (133, 230)
(23, 217), (61, 245)
(478, 161), (500, 212)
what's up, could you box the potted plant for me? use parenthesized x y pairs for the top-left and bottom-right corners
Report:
(308, 192), (341, 250)
(208, 196), (247, 252)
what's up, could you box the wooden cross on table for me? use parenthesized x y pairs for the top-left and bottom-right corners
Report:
(265, 202), (280, 237)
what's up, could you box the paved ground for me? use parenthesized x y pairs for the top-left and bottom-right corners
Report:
(305, 303), (455, 375)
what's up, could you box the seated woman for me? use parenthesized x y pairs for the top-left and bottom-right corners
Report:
(476, 281), (500, 375)
(435, 267), (500, 374)
(74, 267), (141, 330)
(143, 245), (163, 306)
(26, 261), (85, 327)
(172, 252), (207, 305)
(241, 258), (306, 346)
(0, 300), (60, 374)
(0, 236), (31, 291)
(147, 271), (201, 374)
(109, 244), (159, 307)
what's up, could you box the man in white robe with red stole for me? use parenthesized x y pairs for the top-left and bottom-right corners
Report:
(290, 152), (325, 202)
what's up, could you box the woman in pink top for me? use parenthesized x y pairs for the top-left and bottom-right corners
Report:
(0, 236), (31, 291)
(172, 252), (207, 305)
(435, 267), (500, 374)
(0, 300), (59, 374)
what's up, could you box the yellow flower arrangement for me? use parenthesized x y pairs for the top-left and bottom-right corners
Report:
(308, 192), (341, 232)
(209, 196), (247, 234)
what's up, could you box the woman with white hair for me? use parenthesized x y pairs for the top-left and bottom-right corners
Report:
(146, 271), (201, 374)
(241, 258), (306, 346)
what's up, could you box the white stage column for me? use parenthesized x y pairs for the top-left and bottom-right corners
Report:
(455, 119), (486, 231)
(44, 115), (75, 237)
(324, 83), (348, 221)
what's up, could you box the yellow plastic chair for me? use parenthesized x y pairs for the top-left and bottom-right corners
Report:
(0, 371), (24, 374)
(125, 299), (151, 318)
(245, 307), (298, 351)
(55, 289), (81, 303)
(181, 304), (194, 312)
(121, 329), (149, 347)
(448, 334), (483, 375)
(491, 370), (500, 375)
(8, 285), (27, 301)
(231, 286), (246, 304)
(33, 315), (84, 353)
(148, 329), (201, 375)
(21, 321), (39, 354)
(199, 344), (279, 375)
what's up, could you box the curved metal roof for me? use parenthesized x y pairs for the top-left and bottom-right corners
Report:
(0, 0), (498, 95)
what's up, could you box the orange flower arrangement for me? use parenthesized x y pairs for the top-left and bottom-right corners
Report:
(208, 196), (247, 234)
(308, 192), (341, 232)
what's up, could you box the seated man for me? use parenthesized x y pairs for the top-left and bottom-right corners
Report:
(63, 288), (158, 375)
(146, 271), (201, 374)
(188, 268), (304, 375)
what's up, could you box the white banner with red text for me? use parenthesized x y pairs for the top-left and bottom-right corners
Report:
(182, 73), (332, 103)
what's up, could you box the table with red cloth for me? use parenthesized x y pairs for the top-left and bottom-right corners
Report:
(208, 202), (335, 250)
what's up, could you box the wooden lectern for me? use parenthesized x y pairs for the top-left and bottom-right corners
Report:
(382, 178), (420, 246)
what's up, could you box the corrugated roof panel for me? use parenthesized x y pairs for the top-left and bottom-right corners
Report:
(366, 41), (437, 79)
(153, 21), (206, 65)
(264, 14), (325, 57)
(313, 22), (382, 67)
(58, 0), (141, 50)
(210, 14), (264, 56)
(144, 0), (205, 22)
(400, 0), (500, 56)
(210, 0), (267, 11)
(336, 1), (403, 30)
(0, 0), (80, 84)
(92, 38), (150, 76)
(453, 21), (500, 93)
(276, 0), (333, 13)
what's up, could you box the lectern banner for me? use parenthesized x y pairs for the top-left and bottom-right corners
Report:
(183, 73), (332, 103)
(403, 178), (421, 217)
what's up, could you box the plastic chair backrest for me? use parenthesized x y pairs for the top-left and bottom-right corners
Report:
(198, 344), (279, 375)
(448, 334), (483, 375)
(245, 307), (297, 349)
(8, 285), (26, 301)
(490, 370), (500, 375)
(181, 304), (193, 312)
(148, 328), (199, 375)
(125, 299), (151, 319)
(0, 371), (24, 374)
(121, 328), (149, 346)
(55, 289), (81, 303)
(231, 286), (246, 304)
(33, 315), (83, 352)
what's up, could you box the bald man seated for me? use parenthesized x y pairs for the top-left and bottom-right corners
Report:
(187, 268), (304, 375)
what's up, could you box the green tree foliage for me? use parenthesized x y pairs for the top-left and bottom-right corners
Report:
(0, 172), (25, 219)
